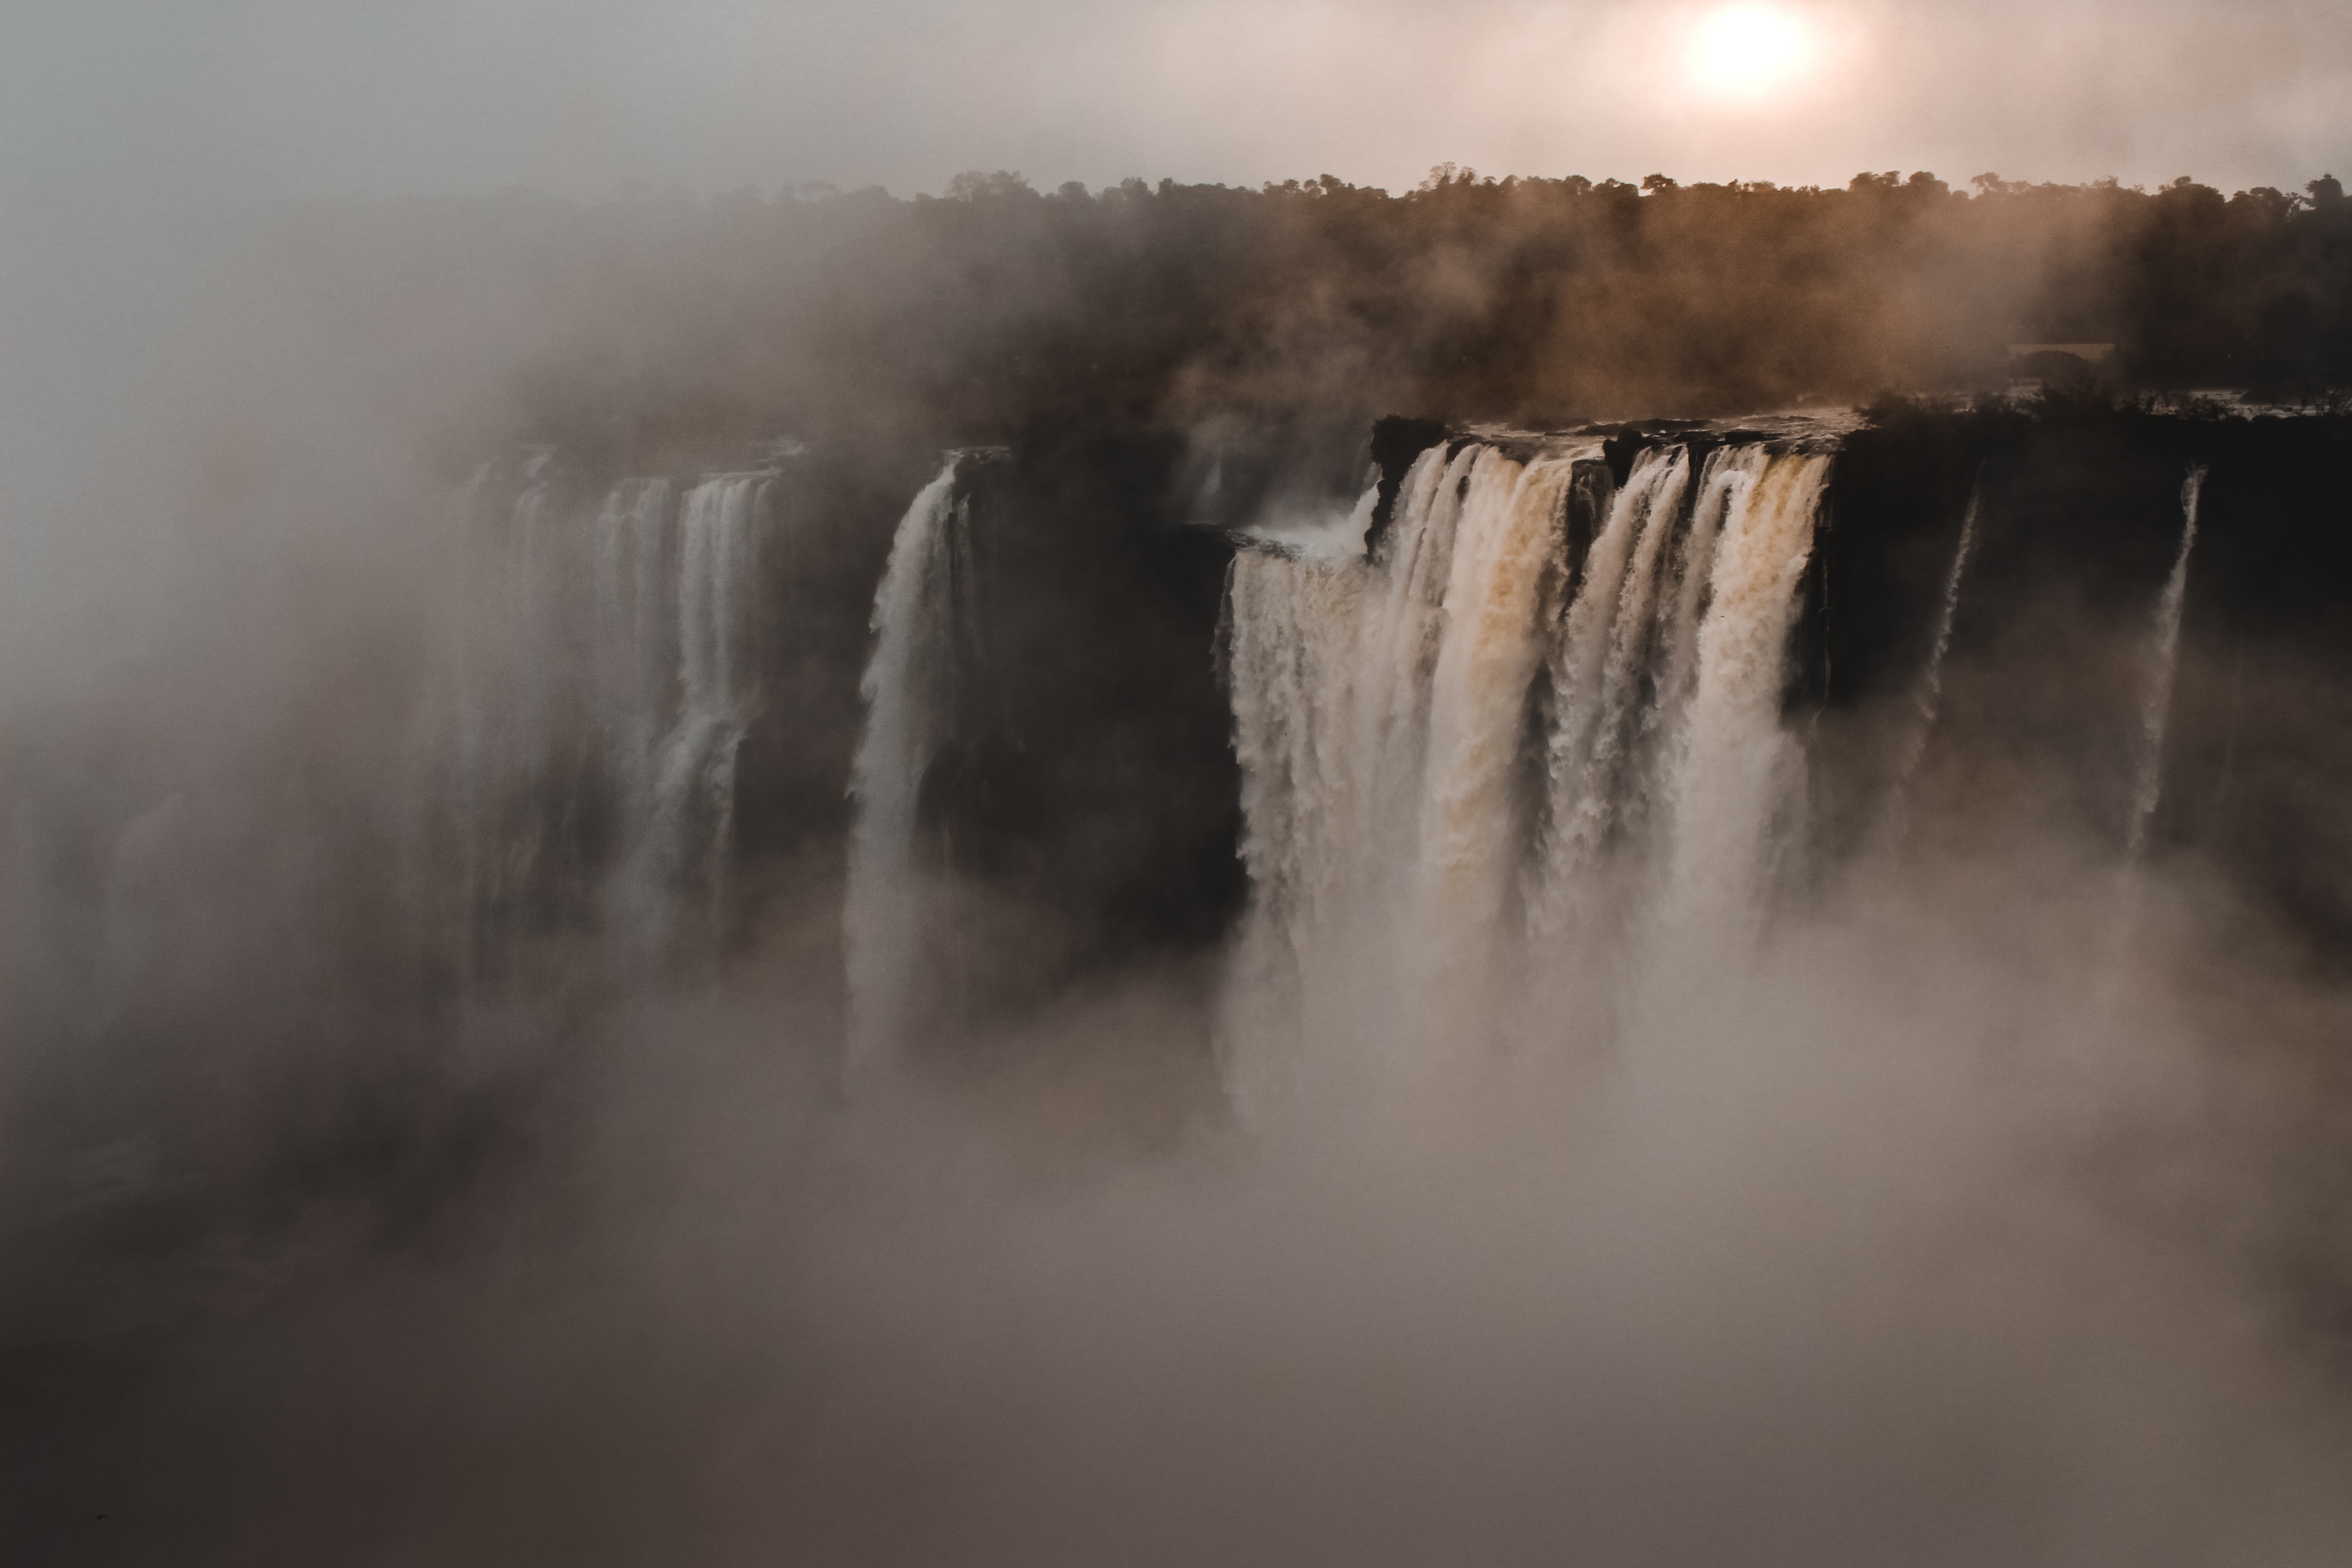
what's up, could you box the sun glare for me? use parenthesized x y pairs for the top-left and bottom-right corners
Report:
(1690, 4), (1810, 100)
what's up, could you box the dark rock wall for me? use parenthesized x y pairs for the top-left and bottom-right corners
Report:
(1809, 406), (2352, 963)
(914, 429), (1246, 1023)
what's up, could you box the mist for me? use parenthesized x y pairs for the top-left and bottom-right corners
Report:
(7, 3), (2352, 1564)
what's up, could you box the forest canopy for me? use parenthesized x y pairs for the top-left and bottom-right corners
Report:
(243, 167), (2352, 466)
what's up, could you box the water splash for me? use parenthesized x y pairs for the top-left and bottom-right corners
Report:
(1530, 445), (1680, 936)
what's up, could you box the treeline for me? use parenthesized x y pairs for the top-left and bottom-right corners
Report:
(251, 166), (2352, 464)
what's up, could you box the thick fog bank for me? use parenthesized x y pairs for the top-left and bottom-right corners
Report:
(8, 402), (2352, 1564)
(8, 850), (2352, 1565)
(7, 159), (2352, 1560)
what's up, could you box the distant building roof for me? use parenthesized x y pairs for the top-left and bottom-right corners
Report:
(2007, 343), (2115, 364)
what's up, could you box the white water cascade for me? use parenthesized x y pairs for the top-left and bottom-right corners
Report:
(1529, 444), (1690, 942)
(1879, 469), (1984, 848)
(1223, 434), (1832, 1114)
(591, 477), (675, 812)
(2124, 463), (2207, 864)
(591, 476), (676, 943)
(648, 471), (773, 937)
(416, 455), (786, 978)
(1417, 447), (1588, 977)
(1659, 449), (1831, 940)
(844, 457), (970, 1091)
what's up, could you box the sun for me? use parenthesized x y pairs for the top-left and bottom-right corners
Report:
(1689, 4), (1810, 100)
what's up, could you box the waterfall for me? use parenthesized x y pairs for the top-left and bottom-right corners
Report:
(1221, 446), (1465, 1106)
(414, 455), (789, 980)
(592, 477), (675, 812)
(1417, 449), (1580, 976)
(1222, 434), (1830, 1110)
(1530, 445), (1677, 936)
(1359, 442), (1476, 876)
(1660, 451), (1829, 938)
(1647, 448), (1739, 790)
(1880, 467), (1985, 847)
(2124, 463), (2206, 863)
(592, 477), (676, 946)
(844, 457), (970, 1091)
(646, 471), (772, 939)
(1226, 532), (1372, 967)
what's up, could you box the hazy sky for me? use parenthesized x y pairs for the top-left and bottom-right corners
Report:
(6, 0), (2349, 209)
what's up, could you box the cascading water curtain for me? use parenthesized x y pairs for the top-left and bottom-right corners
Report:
(2125, 463), (2206, 865)
(1222, 437), (1830, 1117)
(844, 456), (971, 1094)
(1879, 466), (1986, 850)
(592, 476), (676, 950)
(649, 470), (773, 944)
(412, 458), (787, 984)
